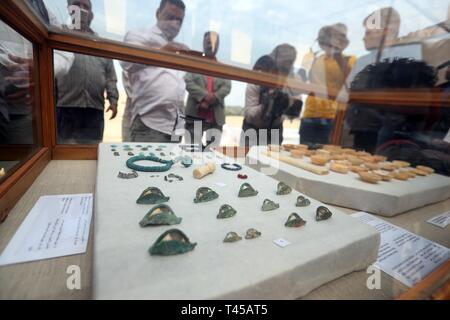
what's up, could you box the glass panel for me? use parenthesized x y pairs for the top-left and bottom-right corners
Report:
(53, 49), (304, 147)
(53, 50), (119, 144)
(32, 0), (449, 75)
(0, 19), (40, 183)
(45, 0), (450, 175)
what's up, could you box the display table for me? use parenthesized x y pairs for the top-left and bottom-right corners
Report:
(246, 147), (450, 217)
(93, 143), (379, 299)
(1, 160), (449, 300)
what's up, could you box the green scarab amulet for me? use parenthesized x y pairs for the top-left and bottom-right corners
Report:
(245, 228), (261, 240)
(262, 199), (280, 212)
(285, 213), (307, 228)
(137, 187), (170, 205)
(316, 206), (332, 221)
(276, 182), (292, 195)
(296, 196), (311, 207)
(223, 232), (242, 243)
(217, 205), (237, 219)
(176, 156), (193, 168)
(194, 187), (219, 203)
(238, 183), (258, 198)
(139, 204), (182, 227)
(149, 229), (197, 256)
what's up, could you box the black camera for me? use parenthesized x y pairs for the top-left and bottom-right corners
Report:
(261, 88), (303, 125)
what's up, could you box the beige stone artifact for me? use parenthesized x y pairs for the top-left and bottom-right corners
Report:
(359, 156), (377, 163)
(351, 165), (369, 173)
(316, 149), (331, 157)
(358, 172), (382, 184)
(402, 170), (416, 178)
(332, 154), (347, 161)
(364, 162), (380, 170)
(290, 149), (305, 159)
(346, 155), (364, 165)
(193, 163), (216, 179)
(416, 165), (434, 174)
(380, 162), (398, 171)
(373, 170), (394, 181)
(372, 155), (387, 162)
(330, 163), (350, 174)
(393, 160), (410, 168)
(311, 155), (330, 166)
(394, 172), (410, 181)
(411, 168), (429, 176)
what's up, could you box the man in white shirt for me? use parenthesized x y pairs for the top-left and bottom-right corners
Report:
(121, 0), (189, 143)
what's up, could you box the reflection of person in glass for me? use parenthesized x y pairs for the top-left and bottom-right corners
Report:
(121, 0), (189, 143)
(240, 44), (303, 147)
(300, 23), (356, 146)
(241, 55), (286, 147)
(1, 0), (73, 145)
(0, 21), (34, 145)
(27, 0), (60, 27)
(345, 7), (405, 153)
(270, 43), (304, 105)
(55, 0), (119, 144)
(350, 58), (450, 176)
(28, 0), (50, 25)
(184, 31), (232, 147)
(271, 44), (297, 77)
(411, 3), (450, 88)
(269, 44), (304, 136)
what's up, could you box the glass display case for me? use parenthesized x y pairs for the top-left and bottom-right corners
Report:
(0, 0), (449, 301)
(0, 20), (41, 183)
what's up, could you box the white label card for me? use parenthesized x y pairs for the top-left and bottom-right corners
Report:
(352, 212), (450, 287)
(427, 211), (450, 229)
(215, 182), (227, 187)
(0, 194), (93, 266)
(273, 239), (291, 248)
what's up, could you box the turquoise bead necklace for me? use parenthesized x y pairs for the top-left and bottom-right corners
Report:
(126, 155), (174, 172)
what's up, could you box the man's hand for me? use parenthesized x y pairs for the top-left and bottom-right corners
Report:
(198, 100), (209, 110)
(106, 104), (118, 120)
(4, 54), (34, 105)
(204, 92), (217, 104)
(6, 54), (33, 73)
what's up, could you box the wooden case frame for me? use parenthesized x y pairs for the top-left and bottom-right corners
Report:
(0, 0), (449, 218)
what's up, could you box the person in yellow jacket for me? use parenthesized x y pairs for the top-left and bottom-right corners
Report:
(300, 23), (356, 145)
